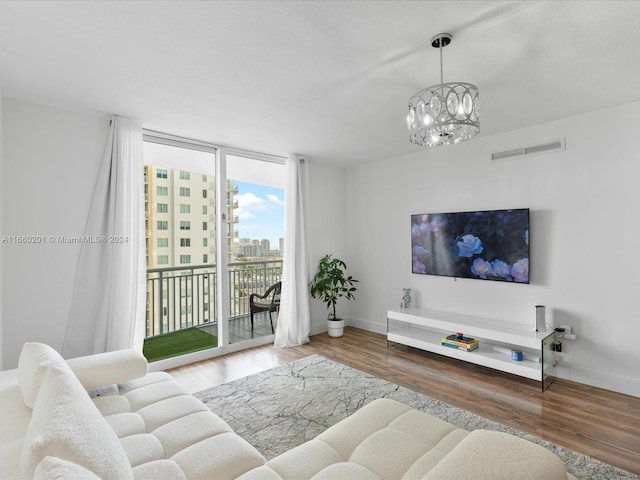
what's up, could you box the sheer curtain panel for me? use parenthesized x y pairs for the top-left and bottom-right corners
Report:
(62, 116), (145, 358)
(274, 156), (311, 347)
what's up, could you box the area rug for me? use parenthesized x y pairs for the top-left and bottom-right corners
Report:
(194, 354), (638, 480)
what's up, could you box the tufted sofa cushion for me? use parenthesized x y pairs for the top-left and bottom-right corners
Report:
(92, 371), (266, 480)
(238, 398), (575, 480)
(238, 399), (469, 480)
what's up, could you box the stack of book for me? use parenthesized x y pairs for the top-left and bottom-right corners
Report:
(441, 334), (479, 352)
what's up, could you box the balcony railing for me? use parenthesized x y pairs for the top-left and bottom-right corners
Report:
(146, 259), (283, 338)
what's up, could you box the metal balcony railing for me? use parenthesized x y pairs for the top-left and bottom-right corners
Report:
(145, 259), (283, 338)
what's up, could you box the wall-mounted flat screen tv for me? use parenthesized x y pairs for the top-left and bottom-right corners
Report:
(411, 208), (530, 283)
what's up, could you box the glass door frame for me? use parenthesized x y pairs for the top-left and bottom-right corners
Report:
(215, 148), (230, 347)
(216, 146), (287, 348)
(143, 130), (286, 369)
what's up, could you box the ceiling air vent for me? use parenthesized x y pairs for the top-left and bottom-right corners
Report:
(490, 138), (565, 164)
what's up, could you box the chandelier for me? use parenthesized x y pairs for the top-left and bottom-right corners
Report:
(406, 33), (480, 147)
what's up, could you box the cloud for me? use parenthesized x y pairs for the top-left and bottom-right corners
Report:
(266, 194), (284, 207)
(235, 192), (264, 220)
(236, 192), (284, 221)
(234, 188), (285, 243)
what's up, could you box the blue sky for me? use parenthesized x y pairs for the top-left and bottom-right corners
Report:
(234, 181), (285, 246)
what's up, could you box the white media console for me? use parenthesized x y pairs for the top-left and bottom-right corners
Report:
(387, 307), (557, 390)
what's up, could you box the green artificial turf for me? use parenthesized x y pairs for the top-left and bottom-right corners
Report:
(143, 327), (218, 362)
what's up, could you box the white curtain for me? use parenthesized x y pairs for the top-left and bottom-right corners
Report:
(274, 156), (311, 347)
(62, 116), (145, 358)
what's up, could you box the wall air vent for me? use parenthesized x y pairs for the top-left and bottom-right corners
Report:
(491, 148), (524, 161)
(490, 138), (565, 164)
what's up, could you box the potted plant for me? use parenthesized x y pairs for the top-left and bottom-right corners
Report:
(309, 254), (358, 337)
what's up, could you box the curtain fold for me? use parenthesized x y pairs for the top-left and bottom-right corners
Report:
(62, 116), (145, 358)
(274, 156), (310, 347)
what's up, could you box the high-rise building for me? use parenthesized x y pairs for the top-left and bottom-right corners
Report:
(261, 239), (270, 255)
(144, 165), (239, 335)
(144, 165), (239, 268)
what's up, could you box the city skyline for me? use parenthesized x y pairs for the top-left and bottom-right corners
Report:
(234, 180), (285, 246)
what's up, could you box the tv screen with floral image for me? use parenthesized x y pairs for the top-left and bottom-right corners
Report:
(411, 208), (530, 283)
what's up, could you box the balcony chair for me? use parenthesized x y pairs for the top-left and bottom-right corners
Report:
(249, 281), (281, 333)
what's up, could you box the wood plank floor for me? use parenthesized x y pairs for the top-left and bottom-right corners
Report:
(167, 327), (640, 475)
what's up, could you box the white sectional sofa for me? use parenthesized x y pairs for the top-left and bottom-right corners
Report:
(0, 342), (578, 480)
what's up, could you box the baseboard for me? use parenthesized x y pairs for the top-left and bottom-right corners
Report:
(347, 317), (386, 335)
(309, 318), (386, 337)
(556, 365), (640, 398)
(309, 321), (328, 336)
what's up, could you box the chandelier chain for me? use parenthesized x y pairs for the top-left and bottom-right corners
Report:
(439, 39), (444, 96)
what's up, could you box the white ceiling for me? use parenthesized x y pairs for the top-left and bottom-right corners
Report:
(1, 1), (639, 166)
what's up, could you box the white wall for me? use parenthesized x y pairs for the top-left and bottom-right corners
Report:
(0, 87), (3, 370)
(346, 101), (640, 397)
(307, 160), (348, 333)
(1, 98), (108, 368)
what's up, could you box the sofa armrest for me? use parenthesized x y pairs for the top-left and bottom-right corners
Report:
(66, 349), (148, 390)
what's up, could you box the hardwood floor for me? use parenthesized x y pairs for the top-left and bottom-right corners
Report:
(167, 327), (640, 476)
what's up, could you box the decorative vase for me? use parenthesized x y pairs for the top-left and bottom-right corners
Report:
(401, 288), (412, 309)
(327, 319), (345, 337)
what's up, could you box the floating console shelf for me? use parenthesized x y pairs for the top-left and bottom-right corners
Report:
(387, 307), (557, 390)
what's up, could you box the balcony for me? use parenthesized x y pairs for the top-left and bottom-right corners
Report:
(144, 259), (283, 361)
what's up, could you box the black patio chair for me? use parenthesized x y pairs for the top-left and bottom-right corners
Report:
(249, 281), (281, 333)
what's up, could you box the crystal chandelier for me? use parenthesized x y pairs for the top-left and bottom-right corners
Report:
(406, 33), (480, 147)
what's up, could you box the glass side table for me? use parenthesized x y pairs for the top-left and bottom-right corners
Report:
(541, 331), (559, 391)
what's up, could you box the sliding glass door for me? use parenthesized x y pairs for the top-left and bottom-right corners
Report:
(142, 138), (285, 362)
(226, 153), (285, 343)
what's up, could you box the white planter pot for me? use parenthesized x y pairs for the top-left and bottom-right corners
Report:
(327, 319), (345, 337)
